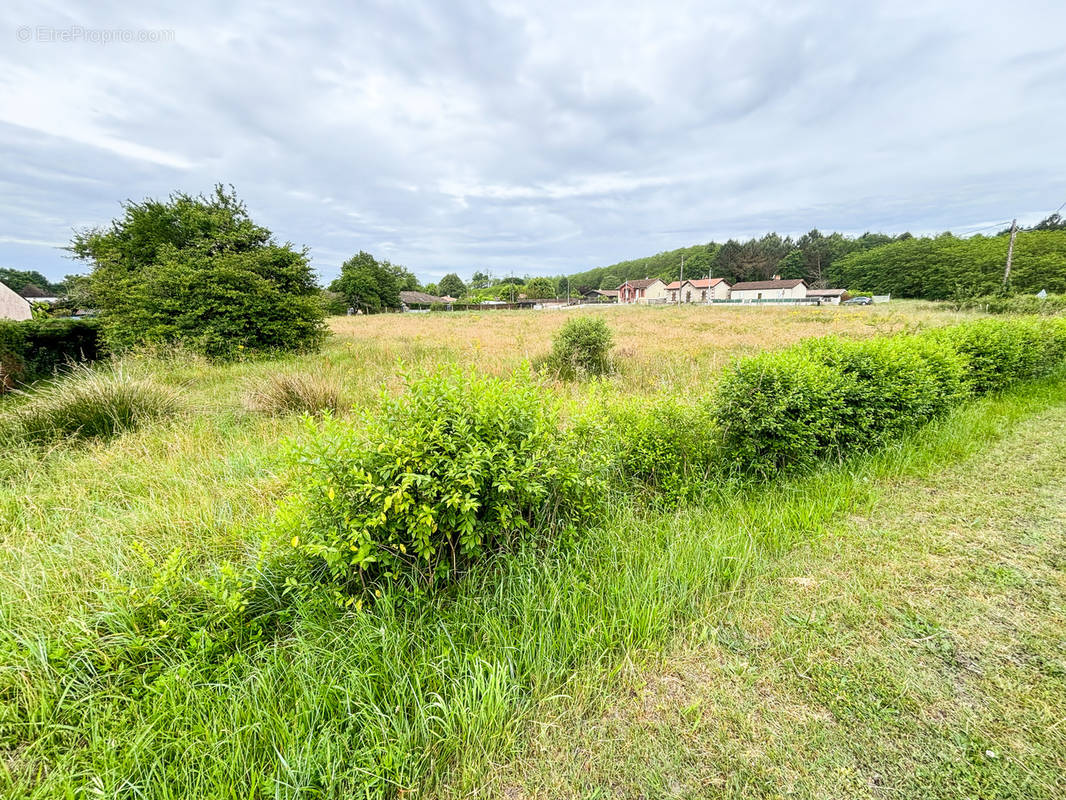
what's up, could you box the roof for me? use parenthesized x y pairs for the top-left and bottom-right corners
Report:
(665, 278), (728, 290)
(18, 284), (49, 298)
(730, 278), (808, 291)
(592, 289), (619, 297)
(618, 278), (662, 289)
(400, 290), (447, 305)
(807, 288), (847, 297)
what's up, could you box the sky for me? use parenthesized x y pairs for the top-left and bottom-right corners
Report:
(2, 1), (1065, 286)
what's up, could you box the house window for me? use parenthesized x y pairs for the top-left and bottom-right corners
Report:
(701, 290), (706, 301)
(685, 290), (691, 302)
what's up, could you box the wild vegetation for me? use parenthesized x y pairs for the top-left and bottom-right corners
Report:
(69, 185), (325, 358)
(2, 303), (1064, 797)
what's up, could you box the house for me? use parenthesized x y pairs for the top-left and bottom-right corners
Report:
(807, 288), (848, 305)
(1, 282), (32, 321)
(581, 288), (618, 302)
(664, 278), (731, 303)
(399, 290), (450, 309)
(729, 278), (808, 302)
(617, 278), (667, 304)
(18, 284), (59, 305)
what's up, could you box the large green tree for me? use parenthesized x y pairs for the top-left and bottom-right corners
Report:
(330, 251), (401, 311)
(524, 277), (556, 299)
(71, 185), (324, 358)
(437, 273), (466, 298)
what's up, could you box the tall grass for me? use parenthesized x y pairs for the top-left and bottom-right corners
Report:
(5, 376), (1063, 798)
(3, 364), (183, 442)
(243, 369), (347, 416)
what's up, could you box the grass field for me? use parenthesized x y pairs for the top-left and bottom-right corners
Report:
(2, 302), (1061, 798)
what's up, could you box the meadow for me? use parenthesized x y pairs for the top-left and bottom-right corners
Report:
(1, 301), (1062, 798)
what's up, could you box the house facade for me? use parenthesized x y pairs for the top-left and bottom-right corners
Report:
(617, 278), (667, 304)
(665, 278), (731, 303)
(729, 278), (808, 301)
(807, 288), (848, 305)
(0, 282), (32, 321)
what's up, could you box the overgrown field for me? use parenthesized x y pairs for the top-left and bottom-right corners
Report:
(1, 302), (1063, 798)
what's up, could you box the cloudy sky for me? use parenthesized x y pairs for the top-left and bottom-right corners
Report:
(2, 1), (1065, 285)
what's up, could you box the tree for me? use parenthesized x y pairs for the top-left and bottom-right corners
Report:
(438, 273), (466, 298)
(330, 251), (400, 311)
(383, 260), (420, 291)
(525, 277), (556, 299)
(599, 274), (620, 290)
(470, 270), (491, 289)
(424, 282), (440, 296)
(71, 185), (324, 358)
(0, 268), (65, 295)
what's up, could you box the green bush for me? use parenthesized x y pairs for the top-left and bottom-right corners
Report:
(545, 316), (614, 379)
(938, 318), (1063, 394)
(284, 366), (606, 593)
(589, 394), (719, 506)
(951, 292), (1066, 316)
(71, 186), (325, 359)
(713, 319), (1066, 477)
(0, 317), (101, 390)
(7, 364), (183, 442)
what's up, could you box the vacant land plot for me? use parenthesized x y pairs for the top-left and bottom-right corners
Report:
(3, 303), (1054, 799)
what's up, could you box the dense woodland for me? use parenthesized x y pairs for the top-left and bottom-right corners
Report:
(561, 216), (1066, 299)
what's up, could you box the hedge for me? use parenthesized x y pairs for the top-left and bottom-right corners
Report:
(0, 317), (102, 390)
(714, 317), (1066, 477)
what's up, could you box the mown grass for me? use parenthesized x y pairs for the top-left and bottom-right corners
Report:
(497, 387), (1066, 799)
(0, 304), (1047, 798)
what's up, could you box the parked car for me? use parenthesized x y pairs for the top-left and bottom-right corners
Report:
(843, 296), (873, 306)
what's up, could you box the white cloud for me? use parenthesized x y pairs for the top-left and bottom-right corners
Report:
(1, 0), (1065, 282)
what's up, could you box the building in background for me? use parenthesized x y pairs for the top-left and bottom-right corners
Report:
(729, 278), (809, 302)
(617, 278), (667, 304)
(1, 282), (32, 321)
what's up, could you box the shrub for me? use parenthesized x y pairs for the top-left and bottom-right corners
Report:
(714, 350), (852, 476)
(938, 318), (1057, 394)
(244, 370), (345, 416)
(545, 316), (615, 380)
(71, 186), (325, 359)
(0, 317), (102, 390)
(589, 394), (719, 506)
(8, 364), (183, 441)
(951, 293), (1066, 316)
(713, 319), (1066, 477)
(283, 366), (606, 593)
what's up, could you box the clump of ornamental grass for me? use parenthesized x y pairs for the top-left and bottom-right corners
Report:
(243, 370), (346, 416)
(6, 363), (183, 442)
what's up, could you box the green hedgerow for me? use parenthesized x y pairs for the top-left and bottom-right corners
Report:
(282, 365), (607, 595)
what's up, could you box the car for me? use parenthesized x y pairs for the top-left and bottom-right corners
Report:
(843, 296), (873, 305)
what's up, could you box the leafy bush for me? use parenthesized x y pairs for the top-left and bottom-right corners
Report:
(951, 292), (1066, 316)
(545, 316), (615, 379)
(244, 370), (345, 416)
(7, 364), (183, 442)
(284, 366), (605, 593)
(71, 186), (325, 359)
(939, 318), (1066, 394)
(587, 394), (719, 506)
(714, 319), (1066, 477)
(0, 317), (102, 390)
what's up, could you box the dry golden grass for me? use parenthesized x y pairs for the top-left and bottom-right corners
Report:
(328, 301), (969, 392)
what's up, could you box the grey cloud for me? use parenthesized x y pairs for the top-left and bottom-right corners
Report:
(1, 0), (1065, 284)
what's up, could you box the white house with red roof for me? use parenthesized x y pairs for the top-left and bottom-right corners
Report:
(664, 277), (731, 303)
(617, 278), (667, 304)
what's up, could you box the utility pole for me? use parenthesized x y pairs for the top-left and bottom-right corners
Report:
(678, 254), (684, 305)
(1003, 219), (1017, 289)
